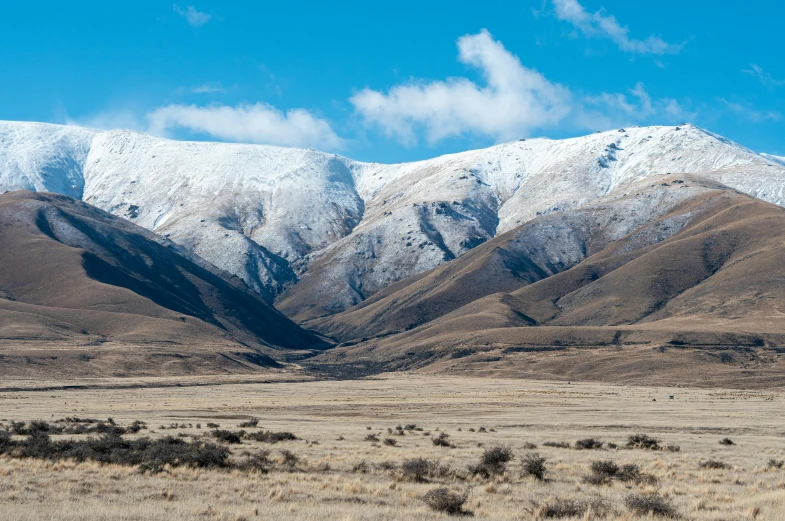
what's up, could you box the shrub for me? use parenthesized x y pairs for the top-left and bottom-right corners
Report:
(575, 438), (603, 450)
(540, 498), (609, 518)
(28, 420), (61, 436)
(624, 493), (677, 517)
(584, 460), (654, 485)
(20, 432), (55, 459)
(401, 458), (433, 482)
(521, 453), (547, 480)
(523, 442), (538, 449)
(211, 430), (243, 444)
(245, 431), (297, 444)
(591, 460), (619, 477)
(768, 459), (784, 469)
(127, 421), (146, 434)
(10, 421), (27, 435)
(422, 487), (470, 515)
(627, 434), (661, 450)
(719, 437), (735, 446)
(582, 472), (611, 486)
(365, 433), (379, 443)
(384, 438), (397, 446)
(541, 499), (585, 518)
(5, 431), (230, 472)
(432, 432), (454, 448)
(352, 460), (369, 473)
(468, 446), (514, 477)
(0, 430), (11, 453)
(543, 441), (570, 449)
(238, 418), (259, 428)
(279, 450), (298, 467)
(583, 460), (617, 485)
(699, 460), (729, 469)
(617, 463), (656, 484)
(376, 460), (397, 471)
(236, 450), (272, 473)
(206, 423), (219, 429)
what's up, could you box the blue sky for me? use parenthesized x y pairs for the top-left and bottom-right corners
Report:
(1, 0), (783, 162)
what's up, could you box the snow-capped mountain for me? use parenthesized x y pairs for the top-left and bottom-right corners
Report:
(1, 121), (784, 317)
(0, 121), (97, 198)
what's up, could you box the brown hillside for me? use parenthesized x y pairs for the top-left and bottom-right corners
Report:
(0, 191), (327, 378)
(310, 175), (785, 387)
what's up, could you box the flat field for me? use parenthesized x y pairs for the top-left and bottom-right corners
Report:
(1, 374), (784, 520)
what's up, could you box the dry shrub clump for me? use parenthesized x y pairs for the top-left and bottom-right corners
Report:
(432, 432), (455, 448)
(0, 430), (229, 473)
(624, 493), (677, 517)
(15, 418), (146, 436)
(584, 460), (655, 485)
(352, 460), (369, 473)
(575, 438), (604, 450)
(235, 450), (272, 473)
(542, 441), (570, 449)
(422, 487), (471, 515)
(468, 446), (514, 478)
(699, 460), (729, 470)
(539, 498), (610, 518)
(768, 459), (784, 469)
(211, 430), (244, 444)
(719, 437), (735, 446)
(401, 458), (434, 482)
(245, 431), (297, 443)
(521, 453), (547, 480)
(237, 418), (259, 428)
(627, 433), (661, 450)
(279, 449), (299, 468)
(399, 458), (451, 482)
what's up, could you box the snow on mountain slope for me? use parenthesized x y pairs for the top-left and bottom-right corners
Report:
(0, 122), (97, 198)
(762, 153), (785, 167)
(81, 130), (364, 300)
(1, 121), (784, 317)
(279, 125), (785, 318)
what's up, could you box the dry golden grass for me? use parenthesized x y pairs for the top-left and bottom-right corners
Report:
(1, 374), (785, 520)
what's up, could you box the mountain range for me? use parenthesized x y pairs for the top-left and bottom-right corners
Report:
(1, 120), (784, 384)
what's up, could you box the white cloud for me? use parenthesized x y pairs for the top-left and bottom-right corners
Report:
(146, 103), (345, 149)
(579, 82), (691, 129)
(191, 82), (226, 94)
(719, 98), (781, 123)
(743, 64), (785, 88)
(350, 30), (687, 145)
(173, 4), (212, 27)
(552, 0), (681, 55)
(350, 29), (573, 145)
(66, 109), (146, 132)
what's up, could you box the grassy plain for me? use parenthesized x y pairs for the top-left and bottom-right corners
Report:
(1, 374), (784, 520)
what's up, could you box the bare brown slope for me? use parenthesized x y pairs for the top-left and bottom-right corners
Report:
(310, 176), (785, 387)
(0, 191), (327, 377)
(307, 175), (733, 342)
